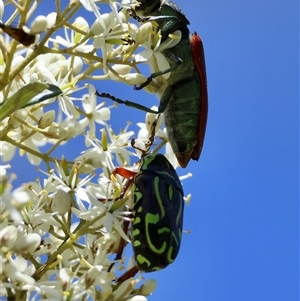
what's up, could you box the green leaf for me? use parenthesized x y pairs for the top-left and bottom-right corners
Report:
(0, 83), (62, 121)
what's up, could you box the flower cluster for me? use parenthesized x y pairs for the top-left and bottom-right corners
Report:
(0, 1), (192, 300)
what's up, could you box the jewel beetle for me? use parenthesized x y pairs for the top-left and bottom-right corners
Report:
(96, 0), (208, 168)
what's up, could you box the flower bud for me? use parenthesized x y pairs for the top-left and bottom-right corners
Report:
(136, 22), (153, 45)
(73, 17), (89, 43)
(38, 110), (55, 129)
(13, 233), (41, 254)
(85, 265), (103, 287)
(145, 107), (162, 134)
(0, 225), (17, 246)
(52, 190), (70, 214)
(8, 109), (28, 129)
(138, 279), (157, 296)
(78, 162), (94, 174)
(127, 296), (147, 301)
(90, 13), (114, 35)
(30, 15), (48, 33)
(44, 125), (68, 139)
(123, 73), (148, 85)
(46, 12), (57, 28)
(108, 65), (131, 81)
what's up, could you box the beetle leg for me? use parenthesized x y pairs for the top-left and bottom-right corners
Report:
(131, 113), (161, 152)
(107, 218), (130, 273)
(107, 176), (134, 273)
(112, 167), (136, 180)
(95, 91), (162, 114)
(117, 266), (139, 283)
(134, 52), (182, 90)
(96, 89), (172, 117)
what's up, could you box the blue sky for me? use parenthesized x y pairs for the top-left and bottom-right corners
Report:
(5, 0), (298, 300)
(151, 1), (298, 300)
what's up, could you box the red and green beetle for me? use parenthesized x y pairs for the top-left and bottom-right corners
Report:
(97, 0), (208, 168)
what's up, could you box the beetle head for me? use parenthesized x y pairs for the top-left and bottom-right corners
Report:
(135, 0), (162, 15)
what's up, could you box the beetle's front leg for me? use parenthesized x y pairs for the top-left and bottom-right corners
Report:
(96, 84), (173, 116)
(95, 91), (162, 114)
(134, 51), (182, 90)
(95, 86), (172, 115)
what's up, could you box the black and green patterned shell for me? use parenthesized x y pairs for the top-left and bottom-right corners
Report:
(131, 153), (184, 272)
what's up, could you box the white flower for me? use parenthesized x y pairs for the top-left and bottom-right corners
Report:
(0, 184), (30, 222)
(135, 29), (182, 80)
(0, 140), (15, 162)
(49, 17), (93, 53)
(31, 59), (80, 118)
(76, 122), (136, 169)
(6, 108), (49, 165)
(138, 279), (157, 296)
(165, 140), (179, 168)
(0, 0), (4, 20)
(1, 256), (36, 285)
(24, 179), (63, 234)
(0, 225), (18, 247)
(127, 296), (148, 301)
(80, 84), (111, 145)
(136, 108), (166, 153)
(11, 232), (41, 254)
